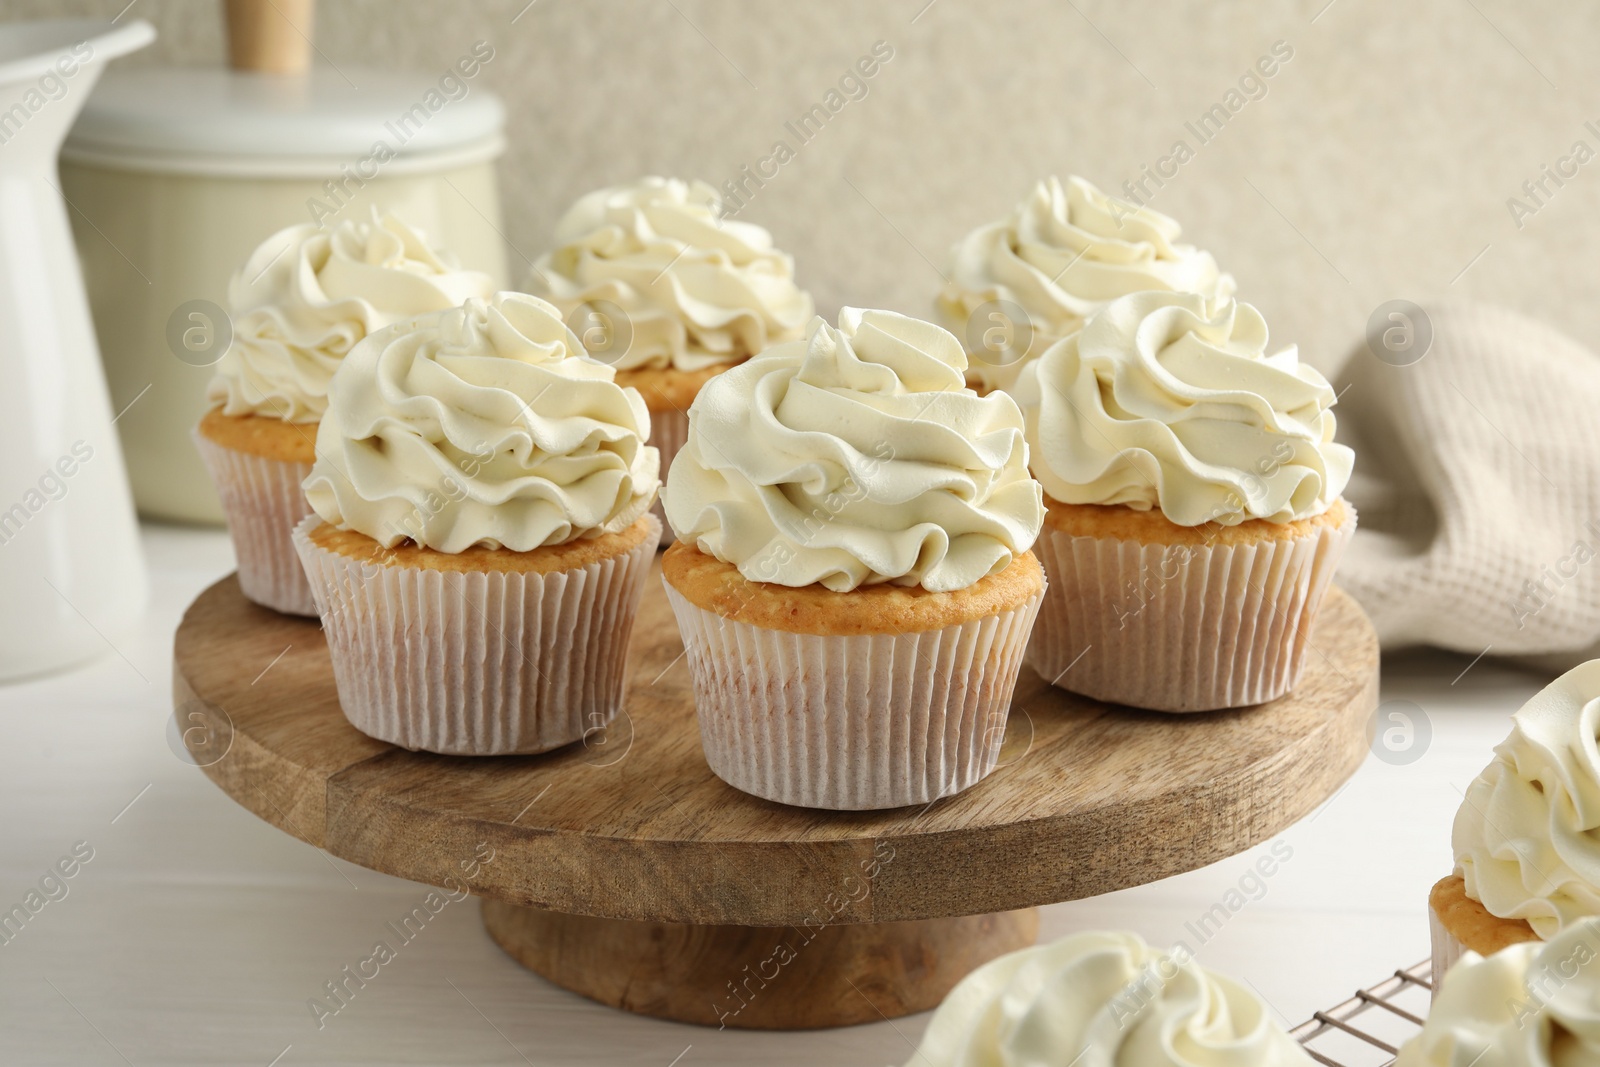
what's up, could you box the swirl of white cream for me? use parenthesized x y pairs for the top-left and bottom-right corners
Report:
(1393, 919), (1600, 1067)
(1013, 290), (1353, 526)
(527, 177), (814, 373)
(208, 210), (495, 423)
(662, 307), (1043, 593)
(1454, 661), (1600, 938)
(905, 930), (1314, 1067)
(303, 292), (659, 552)
(939, 175), (1236, 392)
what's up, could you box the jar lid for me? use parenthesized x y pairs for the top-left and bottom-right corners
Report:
(63, 65), (505, 177)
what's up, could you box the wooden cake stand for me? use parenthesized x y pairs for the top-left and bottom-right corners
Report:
(173, 561), (1378, 1030)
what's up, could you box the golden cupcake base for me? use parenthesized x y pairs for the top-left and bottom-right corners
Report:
(1029, 497), (1355, 712)
(1428, 874), (1539, 982)
(197, 406), (317, 464)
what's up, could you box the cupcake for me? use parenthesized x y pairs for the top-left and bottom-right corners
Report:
(526, 177), (813, 541)
(938, 174), (1234, 394)
(1396, 918), (1600, 1065)
(1012, 291), (1355, 712)
(294, 292), (660, 755)
(196, 210), (494, 615)
(905, 930), (1315, 1066)
(661, 307), (1045, 810)
(1430, 661), (1600, 983)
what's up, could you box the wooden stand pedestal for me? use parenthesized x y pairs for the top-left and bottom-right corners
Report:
(174, 559), (1378, 1029)
(481, 904), (1039, 1029)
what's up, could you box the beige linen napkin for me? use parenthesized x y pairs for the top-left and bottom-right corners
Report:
(1335, 300), (1600, 665)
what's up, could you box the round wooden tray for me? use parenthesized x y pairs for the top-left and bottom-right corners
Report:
(174, 560), (1378, 1029)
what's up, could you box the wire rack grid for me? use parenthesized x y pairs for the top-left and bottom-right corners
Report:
(1290, 961), (1433, 1067)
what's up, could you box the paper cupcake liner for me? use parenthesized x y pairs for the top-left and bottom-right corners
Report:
(1026, 506), (1356, 712)
(650, 405), (690, 548)
(665, 583), (1043, 810)
(192, 430), (317, 617)
(1429, 904), (1471, 994)
(293, 514), (661, 755)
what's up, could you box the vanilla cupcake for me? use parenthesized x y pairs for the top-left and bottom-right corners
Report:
(661, 307), (1044, 810)
(527, 177), (813, 541)
(195, 210), (494, 615)
(1430, 662), (1600, 983)
(1012, 291), (1355, 712)
(906, 930), (1314, 1067)
(938, 175), (1234, 394)
(1396, 919), (1600, 1064)
(294, 292), (660, 756)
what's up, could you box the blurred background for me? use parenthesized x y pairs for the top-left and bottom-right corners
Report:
(10, 0), (1593, 381)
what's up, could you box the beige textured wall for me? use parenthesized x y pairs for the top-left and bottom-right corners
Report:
(10, 0), (1598, 375)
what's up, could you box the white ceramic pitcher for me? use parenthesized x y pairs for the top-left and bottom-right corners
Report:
(0, 19), (153, 681)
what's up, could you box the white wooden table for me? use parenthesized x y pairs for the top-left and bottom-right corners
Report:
(0, 524), (1537, 1066)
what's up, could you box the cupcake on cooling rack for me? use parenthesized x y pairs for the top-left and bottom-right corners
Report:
(661, 307), (1045, 811)
(1430, 661), (1600, 982)
(195, 210), (494, 615)
(526, 176), (813, 540)
(938, 174), (1234, 394)
(1012, 290), (1355, 712)
(294, 292), (660, 756)
(906, 930), (1314, 1066)
(1395, 918), (1600, 1064)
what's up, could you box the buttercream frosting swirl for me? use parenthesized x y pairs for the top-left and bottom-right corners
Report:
(905, 930), (1314, 1067)
(1455, 661), (1600, 938)
(208, 210), (495, 423)
(1013, 290), (1353, 526)
(303, 292), (659, 552)
(527, 176), (814, 372)
(662, 307), (1043, 592)
(939, 175), (1235, 392)
(1393, 919), (1600, 1067)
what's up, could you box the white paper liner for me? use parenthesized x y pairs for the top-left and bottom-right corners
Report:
(649, 405), (690, 548)
(293, 513), (661, 756)
(192, 430), (317, 616)
(665, 581), (1043, 810)
(1026, 505), (1356, 712)
(1429, 903), (1471, 996)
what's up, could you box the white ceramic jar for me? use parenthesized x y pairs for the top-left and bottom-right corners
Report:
(61, 64), (511, 523)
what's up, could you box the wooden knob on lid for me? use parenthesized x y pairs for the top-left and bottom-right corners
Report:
(224, 0), (316, 74)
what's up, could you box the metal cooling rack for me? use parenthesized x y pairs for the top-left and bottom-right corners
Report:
(1290, 961), (1432, 1067)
